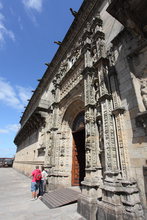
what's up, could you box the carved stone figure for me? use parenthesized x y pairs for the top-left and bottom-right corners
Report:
(47, 145), (52, 156)
(140, 80), (147, 110)
(86, 149), (91, 168)
(92, 47), (98, 64)
(59, 60), (68, 76)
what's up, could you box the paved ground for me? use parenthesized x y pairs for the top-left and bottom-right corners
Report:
(0, 168), (85, 220)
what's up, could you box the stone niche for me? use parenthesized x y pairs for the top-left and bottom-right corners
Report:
(128, 46), (147, 134)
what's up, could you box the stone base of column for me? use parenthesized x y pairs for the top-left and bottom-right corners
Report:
(77, 177), (101, 220)
(77, 194), (98, 220)
(97, 200), (123, 220)
(96, 200), (144, 220)
(96, 178), (145, 220)
(78, 176), (145, 220)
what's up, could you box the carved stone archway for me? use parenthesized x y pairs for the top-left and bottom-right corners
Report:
(60, 99), (85, 186)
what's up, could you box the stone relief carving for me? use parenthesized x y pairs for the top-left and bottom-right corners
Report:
(59, 59), (69, 77)
(86, 149), (91, 168)
(68, 38), (83, 68)
(140, 79), (147, 110)
(60, 62), (84, 100)
(60, 146), (65, 157)
(57, 37), (83, 83)
(97, 40), (105, 58)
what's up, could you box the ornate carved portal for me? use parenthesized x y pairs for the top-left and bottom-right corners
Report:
(72, 111), (85, 186)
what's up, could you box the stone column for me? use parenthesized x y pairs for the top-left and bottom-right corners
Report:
(96, 59), (144, 220)
(44, 107), (53, 167)
(78, 22), (102, 220)
(82, 67), (102, 181)
(44, 77), (62, 190)
(109, 66), (129, 178)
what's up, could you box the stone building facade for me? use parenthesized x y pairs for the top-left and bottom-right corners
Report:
(14, 0), (147, 219)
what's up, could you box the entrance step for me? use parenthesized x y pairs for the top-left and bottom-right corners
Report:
(41, 188), (82, 209)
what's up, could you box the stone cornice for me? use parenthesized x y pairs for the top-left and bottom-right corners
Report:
(14, 108), (46, 145)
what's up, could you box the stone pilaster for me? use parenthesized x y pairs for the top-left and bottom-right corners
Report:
(78, 21), (102, 220)
(109, 66), (129, 178)
(95, 57), (144, 220)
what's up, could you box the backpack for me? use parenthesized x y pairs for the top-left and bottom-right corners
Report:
(34, 171), (42, 181)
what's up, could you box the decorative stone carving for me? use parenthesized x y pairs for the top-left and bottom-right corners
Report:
(60, 62), (84, 100)
(86, 149), (91, 168)
(59, 59), (68, 76)
(140, 79), (147, 110)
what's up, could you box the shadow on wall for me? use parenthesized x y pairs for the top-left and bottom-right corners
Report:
(112, 30), (147, 144)
(16, 130), (39, 153)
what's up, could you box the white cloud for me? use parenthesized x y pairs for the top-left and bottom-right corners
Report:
(0, 77), (32, 110)
(0, 124), (20, 134)
(0, 8), (15, 47)
(22, 0), (44, 25)
(0, 129), (8, 134)
(23, 0), (43, 12)
(16, 85), (31, 104)
(7, 124), (20, 132)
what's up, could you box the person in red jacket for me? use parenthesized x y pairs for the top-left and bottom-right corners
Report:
(30, 166), (42, 201)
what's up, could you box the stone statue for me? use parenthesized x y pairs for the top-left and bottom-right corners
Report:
(59, 60), (68, 76)
(86, 149), (91, 168)
(92, 47), (98, 64)
(140, 80), (147, 110)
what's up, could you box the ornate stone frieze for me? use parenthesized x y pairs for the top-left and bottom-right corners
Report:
(95, 58), (120, 173)
(60, 62), (84, 100)
(82, 30), (92, 43)
(108, 64), (128, 178)
(83, 62), (101, 171)
(56, 38), (83, 84)
(93, 31), (105, 41)
(91, 15), (103, 32)
(85, 106), (100, 170)
(90, 14), (106, 66)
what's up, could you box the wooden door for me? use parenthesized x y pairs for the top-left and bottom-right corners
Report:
(72, 129), (85, 186)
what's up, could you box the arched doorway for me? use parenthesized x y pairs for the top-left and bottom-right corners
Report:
(72, 111), (85, 186)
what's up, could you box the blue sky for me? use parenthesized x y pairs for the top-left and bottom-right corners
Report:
(0, 0), (83, 158)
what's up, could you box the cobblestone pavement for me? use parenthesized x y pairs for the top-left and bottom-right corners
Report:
(0, 168), (85, 220)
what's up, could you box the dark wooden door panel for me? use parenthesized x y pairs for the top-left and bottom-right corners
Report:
(72, 129), (85, 186)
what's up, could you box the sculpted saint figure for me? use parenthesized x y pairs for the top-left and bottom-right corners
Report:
(140, 80), (147, 110)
